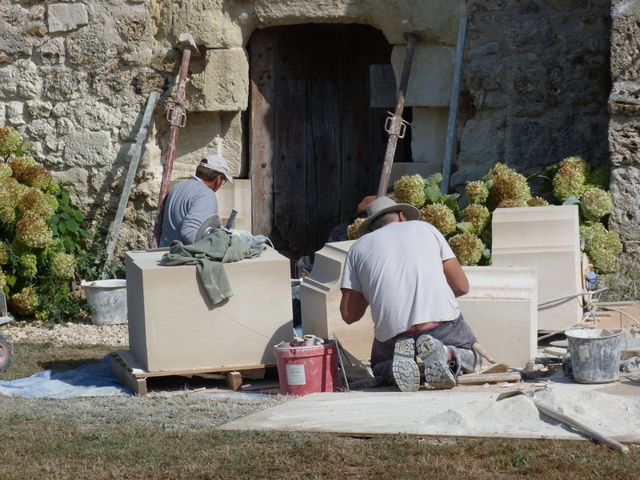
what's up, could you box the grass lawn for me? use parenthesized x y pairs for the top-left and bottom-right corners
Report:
(0, 341), (638, 479)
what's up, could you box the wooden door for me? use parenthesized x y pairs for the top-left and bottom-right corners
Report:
(249, 24), (405, 261)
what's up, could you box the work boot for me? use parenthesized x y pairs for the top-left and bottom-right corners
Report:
(417, 334), (457, 389)
(392, 336), (420, 392)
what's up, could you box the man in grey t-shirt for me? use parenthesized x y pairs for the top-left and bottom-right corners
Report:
(159, 155), (234, 247)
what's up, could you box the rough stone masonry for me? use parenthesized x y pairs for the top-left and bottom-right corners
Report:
(0, 0), (638, 257)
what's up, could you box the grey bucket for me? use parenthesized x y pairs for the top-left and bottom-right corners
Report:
(566, 328), (622, 383)
(82, 280), (128, 325)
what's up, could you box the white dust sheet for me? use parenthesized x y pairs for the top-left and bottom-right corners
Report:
(220, 381), (640, 442)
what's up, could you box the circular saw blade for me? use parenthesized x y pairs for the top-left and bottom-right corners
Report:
(194, 214), (222, 242)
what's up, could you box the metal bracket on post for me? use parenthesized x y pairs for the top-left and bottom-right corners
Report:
(384, 112), (412, 138)
(165, 102), (187, 128)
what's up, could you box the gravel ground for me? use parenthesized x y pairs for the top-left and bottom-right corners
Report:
(0, 319), (129, 346)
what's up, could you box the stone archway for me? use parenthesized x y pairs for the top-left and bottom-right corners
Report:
(248, 24), (409, 261)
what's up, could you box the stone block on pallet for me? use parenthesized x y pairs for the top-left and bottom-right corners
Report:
(125, 247), (293, 372)
(459, 266), (538, 369)
(491, 205), (583, 332)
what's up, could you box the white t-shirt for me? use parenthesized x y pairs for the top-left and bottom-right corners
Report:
(341, 220), (460, 342)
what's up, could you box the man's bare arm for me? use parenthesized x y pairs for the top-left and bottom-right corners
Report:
(340, 288), (369, 324)
(443, 257), (469, 297)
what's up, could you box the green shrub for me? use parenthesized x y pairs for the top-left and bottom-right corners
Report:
(0, 127), (116, 323)
(379, 157), (620, 271)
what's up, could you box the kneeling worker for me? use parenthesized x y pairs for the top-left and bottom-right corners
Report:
(160, 154), (234, 247)
(339, 196), (481, 391)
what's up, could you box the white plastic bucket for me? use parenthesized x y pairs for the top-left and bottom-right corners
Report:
(82, 280), (128, 325)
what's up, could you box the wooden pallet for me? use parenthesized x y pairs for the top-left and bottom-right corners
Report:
(110, 350), (276, 396)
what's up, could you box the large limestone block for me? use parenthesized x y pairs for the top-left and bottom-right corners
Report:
(391, 44), (455, 107)
(459, 266), (538, 369)
(217, 179), (252, 233)
(411, 107), (448, 164)
(300, 241), (375, 360)
(186, 49), (249, 112)
(491, 205), (583, 332)
(254, 0), (365, 26)
(125, 248), (293, 372)
(364, 0), (465, 45)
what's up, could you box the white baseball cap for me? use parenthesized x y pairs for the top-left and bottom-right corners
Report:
(199, 154), (234, 183)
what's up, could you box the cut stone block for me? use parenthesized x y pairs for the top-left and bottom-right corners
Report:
(459, 266), (538, 369)
(186, 48), (249, 112)
(300, 248), (538, 368)
(411, 107), (448, 165)
(125, 248), (293, 372)
(391, 44), (454, 107)
(217, 179), (252, 233)
(491, 205), (583, 332)
(48, 4), (89, 33)
(300, 241), (375, 360)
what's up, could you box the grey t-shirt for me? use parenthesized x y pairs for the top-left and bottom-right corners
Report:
(159, 176), (218, 247)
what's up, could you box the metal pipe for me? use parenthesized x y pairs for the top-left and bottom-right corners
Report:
(441, 16), (468, 195)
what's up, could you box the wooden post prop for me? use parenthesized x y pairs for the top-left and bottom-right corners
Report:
(377, 23), (418, 198)
(151, 33), (200, 247)
(103, 91), (159, 278)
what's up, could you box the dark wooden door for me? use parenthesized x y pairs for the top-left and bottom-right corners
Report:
(249, 24), (405, 261)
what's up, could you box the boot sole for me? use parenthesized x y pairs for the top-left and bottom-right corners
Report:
(417, 334), (456, 389)
(392, 336), (420, 392)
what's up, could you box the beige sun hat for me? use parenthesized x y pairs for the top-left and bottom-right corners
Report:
(357, 196), (420, 237)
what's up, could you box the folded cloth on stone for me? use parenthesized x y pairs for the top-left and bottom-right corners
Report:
(161, 228), (266, 305)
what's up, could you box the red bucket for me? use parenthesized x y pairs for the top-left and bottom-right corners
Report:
(273, 341), (339, 395)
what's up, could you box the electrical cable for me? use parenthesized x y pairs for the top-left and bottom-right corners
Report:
(537, 287), (607, 308)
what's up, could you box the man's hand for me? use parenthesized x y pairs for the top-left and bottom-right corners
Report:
(340, 288), (369, 324)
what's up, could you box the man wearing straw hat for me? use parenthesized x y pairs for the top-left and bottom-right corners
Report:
(339, 196), (481, 392)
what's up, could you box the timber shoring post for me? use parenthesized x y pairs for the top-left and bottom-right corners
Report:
(103, 91), (159, 279)
(441, 16), (468, 195)
(151, 33), (200, 248)
(377, 31), (418, 198)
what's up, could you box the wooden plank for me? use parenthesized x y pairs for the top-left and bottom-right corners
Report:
(110, 352), (147, 396)
(226, 371), (243, 391)
(249, 28), (276, 237)
(457, 371), (522, 385)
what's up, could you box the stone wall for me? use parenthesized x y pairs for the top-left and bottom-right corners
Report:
(609, 0), (640, 255)
(455, 0), (612, 187)
(1, 0), (637, 258)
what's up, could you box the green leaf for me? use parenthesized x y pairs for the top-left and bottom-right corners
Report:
(424, 185), (441, 204)
(425, 172), (443, 186)
(73, 209), (85, 222)
(482, 248), (492, 259)
(563, 195), (580, 206)
(58, 222), (67, 234)
(65, 219), (79, 233)
(79, 228), (92, 238)
(444, 193), (460, 210)
(6, 275), (17, 287)
(456, 222), (476, 234)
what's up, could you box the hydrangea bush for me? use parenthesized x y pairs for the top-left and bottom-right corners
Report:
(348, 157), (619, 273)
(0, 126), (105, 322)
